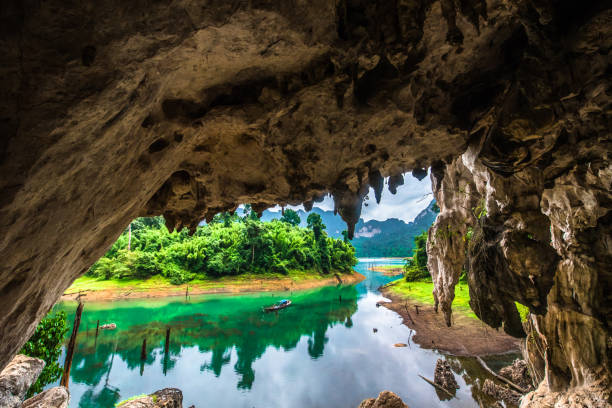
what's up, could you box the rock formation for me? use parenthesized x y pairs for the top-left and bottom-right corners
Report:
(500, 359), (533, 392)
(0, 355), (45, 408)
(433, 359), (458, 398)
(358, 391), (409, 408)
(0, 0), (609, 405)
(482, 379), (522, 406)
(119, 389), (183, 408)
(21, 387), (70, 408)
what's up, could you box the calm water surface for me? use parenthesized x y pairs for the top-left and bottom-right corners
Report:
(52, 258), (516, 407)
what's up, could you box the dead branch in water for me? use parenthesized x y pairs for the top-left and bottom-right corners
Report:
(476, 356), (528, 394)
(418, 374), (456, 399)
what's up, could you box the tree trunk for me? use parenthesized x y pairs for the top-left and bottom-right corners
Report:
(60, 301), (84, 388)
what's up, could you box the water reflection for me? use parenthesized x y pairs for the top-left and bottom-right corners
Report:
(52, 260), (518, 408)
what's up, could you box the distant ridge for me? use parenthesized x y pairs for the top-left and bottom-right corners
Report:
(261, 200), (438, 257)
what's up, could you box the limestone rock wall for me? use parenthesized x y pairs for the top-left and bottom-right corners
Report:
(427, 4), (611, 398)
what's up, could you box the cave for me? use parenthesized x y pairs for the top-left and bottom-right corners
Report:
(0, 0), (610, 406)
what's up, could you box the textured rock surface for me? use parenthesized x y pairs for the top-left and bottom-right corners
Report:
(358, 391), (409, 408)
(119, 388), (183, 408)
(0, 0), (610, 405)
(21, 386), (70, 408)
(482, 379), (522, 406)
(520, 378), (611, 408)
(433, 359), (458, 398)
(500, 359), (533, 392)
(0, 355), (44, 408)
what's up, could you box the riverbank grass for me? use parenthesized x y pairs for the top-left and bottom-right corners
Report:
(64, 269), (358, 298)
(384, 279), (478, 319)
(384, 278), (530, 322)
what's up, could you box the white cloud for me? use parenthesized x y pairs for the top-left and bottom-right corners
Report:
(268, 171), (432, 223)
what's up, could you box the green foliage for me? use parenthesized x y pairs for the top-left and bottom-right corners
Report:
(20, 311), (69, 397)
(473, 198), (488, 219)
(88, 210), (357, 283)
(403, 231), (430, 281)
(280, 209), (301, 227)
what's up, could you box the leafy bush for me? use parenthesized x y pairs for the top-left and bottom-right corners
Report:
(20, 311), (69, 397)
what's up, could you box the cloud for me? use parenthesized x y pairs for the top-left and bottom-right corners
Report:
(268, 171), (432, 223)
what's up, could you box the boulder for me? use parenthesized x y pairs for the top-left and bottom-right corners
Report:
(500, 359), (533, 392)
(0, 355), (45, 408)
(119, 388), (183, 408)
(482, 379), (522, 406)
(21, 386), (69, 408)
(358, 391), (409, 408)
(433, 359), (458, 394)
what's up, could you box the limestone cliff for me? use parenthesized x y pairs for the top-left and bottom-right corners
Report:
(0, 0), (609, 404)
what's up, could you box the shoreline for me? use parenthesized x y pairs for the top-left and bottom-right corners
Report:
(368, 266), (404, 276)
(380, 287), (520, 356)
(61, 271), (366, 302)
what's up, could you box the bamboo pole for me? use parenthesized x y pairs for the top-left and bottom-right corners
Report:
(60, 301), (84, 388)
(476, 356), (528, 393)
(418, 374), (456, 399)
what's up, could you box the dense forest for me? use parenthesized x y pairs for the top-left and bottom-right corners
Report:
(88, 206), (357, 284)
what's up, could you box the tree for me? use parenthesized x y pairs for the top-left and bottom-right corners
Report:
(20, 311), (69, 397)
(280, 209), (301, 227)
(404, 230), (430, 281)
(306, 213), (326, 241)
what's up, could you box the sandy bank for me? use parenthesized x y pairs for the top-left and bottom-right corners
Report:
(380, 288), (520, 356)
(61, 271), (365, 302)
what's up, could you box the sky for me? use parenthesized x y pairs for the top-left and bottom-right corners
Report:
(268, 171), (433, 223)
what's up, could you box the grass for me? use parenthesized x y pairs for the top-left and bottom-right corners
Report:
(65, 269), (353, 295)
(384, 278), (476, 319)
(370, 265), (404, 270)
(115, 394), (149, 406)
(385, 278), (531, 322)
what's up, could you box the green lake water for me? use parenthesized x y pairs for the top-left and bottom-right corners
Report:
(51, 258), (518, 407)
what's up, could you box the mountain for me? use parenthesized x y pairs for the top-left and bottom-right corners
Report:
(261, 200), (439, 257)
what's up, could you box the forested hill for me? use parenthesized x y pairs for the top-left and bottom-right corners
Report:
(88, 209), (357, 284)
(261, 200), (439, 257)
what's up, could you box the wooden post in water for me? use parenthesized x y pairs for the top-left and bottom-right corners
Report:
(95, 320), (100, 337)
(141, 338), (147, 360)
(165, 328), (171, 354)
(60, 301), (84, 388)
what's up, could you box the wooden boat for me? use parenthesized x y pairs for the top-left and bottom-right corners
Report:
(264, 299), (292, 312)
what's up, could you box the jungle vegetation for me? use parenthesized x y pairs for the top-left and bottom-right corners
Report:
(87, 206), (357, 284)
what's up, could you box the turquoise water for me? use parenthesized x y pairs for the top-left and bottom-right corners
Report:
(51, 259), (515, 407)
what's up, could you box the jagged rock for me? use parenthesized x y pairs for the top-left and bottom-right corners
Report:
(0, 355), (45, 408)
(520, 376), (611, 408)
(482, 379), (522, 406)
(500, 360), (533, 392)
(21, 386), (69, 408)
(119, 388), (183, 408)
(433, 359), (458, 396)
(358, 391), (409, 408)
